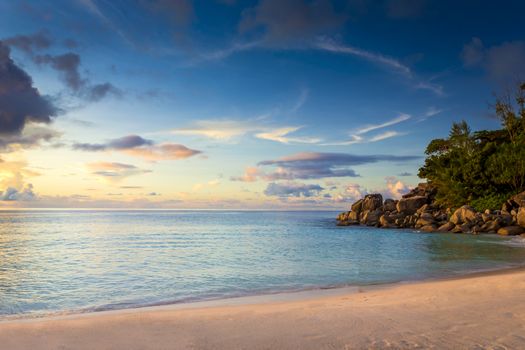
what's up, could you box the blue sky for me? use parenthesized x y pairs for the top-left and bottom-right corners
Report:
(0, 0), (524, 208)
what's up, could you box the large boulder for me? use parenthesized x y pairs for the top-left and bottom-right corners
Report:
(517, 207), (525, 228)
(362, 209), (382, 226)
(396, 196), (428, 215)
(437, 221), (455, 232)
(512, 191), (525, 207)
(362, 194), (383, 212)
(497, 226), (525, 236)
(450, 205), (477, 225)
(383, 198), (397, 212)
(351, 199), (364, 214)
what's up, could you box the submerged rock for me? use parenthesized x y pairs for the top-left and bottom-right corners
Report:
(497, 226), (525, 236)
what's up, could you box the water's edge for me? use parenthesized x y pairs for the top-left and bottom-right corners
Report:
(3, 262), (525, 322)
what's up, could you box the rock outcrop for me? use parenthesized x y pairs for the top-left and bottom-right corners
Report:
(336, 185), (525, 235)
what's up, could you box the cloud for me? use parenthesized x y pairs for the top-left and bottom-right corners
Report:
(0, 125), (62, 152)
(264, 182), (324, 198)
(255, 126), (321, 144)
(87, 162), (152, 183)
(0, 184), (36, 201)
(419, 106), (442, 121)
(368, 130), (403, 142)
(233, 152), (420, 182)
(334, 183), (368, 203)
(73, 135), (201, 161)
(122, 143), (202, 161)
(5, 32), (120, 101)
(290, 88), (309, 113)
(4, 32), (52, 55)
(354, 113), (411, 135)
(172, 119), (261, 140)
(322, 114), (410, 146)
(461, 38), (525, 82)
(0, 41), (58, 135)
(398, 172), (412, 176)
(193, 179), (221, 191)
(73, 135), (153, 151)
(230, 166), (260, 182)
(315, 37), (411, 76)
(382, 176), (410, 199)
(172, 119), (321, 144)
(239, 0), (345, 45)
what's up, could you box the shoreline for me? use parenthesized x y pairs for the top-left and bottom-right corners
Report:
(2, 266), (525, 349)
(3, 263), (525, 323)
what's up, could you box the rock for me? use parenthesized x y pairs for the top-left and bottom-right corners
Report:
(351, 199), (364, 214)
(459, 222), (473, 233)
(450, 205), (477, 225)
(481, 213), (491, 223)
(482, 220), (500, 232)
(416, 213), (435, 228)
(383, 198), (397, 212)
(518, 207), (525, 228)
(348, 211), (359, 221)
(451, 225), (463, 233)
(497, 226), (525, 236)
(512, 191), (525, 207)
(396, 196), (428, 215)
(416, 204), (429, 214)
(362, 194), (383, 212)
(437, 222), (455, 232)
(362, 209), (382, 226)
(500, 213), (513, 227)
(502, 200), (518, 213)
(420, 224), (437, 232)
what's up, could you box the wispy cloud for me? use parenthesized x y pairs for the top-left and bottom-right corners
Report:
(315, 37), (412, 76)
(87, 162), (152, 183)
(290, 88), (309, 113)
(418, 106), (443, 121)
(255, 126), (321, 144)
(172, 119), (321, 144)
(354, 113), (411, 135)
(368, 130), (404, 142)
(322, 114), (410, 146)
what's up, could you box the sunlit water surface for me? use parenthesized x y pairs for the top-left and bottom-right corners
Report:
(1, 210), (525, 317)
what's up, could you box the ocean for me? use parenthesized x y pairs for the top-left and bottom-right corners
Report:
(1, 209), (525, 318)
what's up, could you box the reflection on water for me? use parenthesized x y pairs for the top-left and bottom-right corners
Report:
(1, 210), (525, 317)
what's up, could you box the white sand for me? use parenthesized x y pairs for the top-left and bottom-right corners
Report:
(2, 268), (525, 349)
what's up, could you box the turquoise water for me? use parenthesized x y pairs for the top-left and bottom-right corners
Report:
(1, 210), (525, 317)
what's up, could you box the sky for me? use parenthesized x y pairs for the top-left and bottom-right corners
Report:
(0, 0), (524, 209)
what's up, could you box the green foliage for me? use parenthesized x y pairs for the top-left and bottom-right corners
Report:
(471, 193), (510, 212)
(419, 83), (525, 208)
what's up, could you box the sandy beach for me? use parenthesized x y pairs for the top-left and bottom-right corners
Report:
(0, 269), (524, 349)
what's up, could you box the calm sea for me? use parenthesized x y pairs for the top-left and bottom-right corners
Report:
(1, 210), (525, 318)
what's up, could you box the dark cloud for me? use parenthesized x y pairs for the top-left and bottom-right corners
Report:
(87, 83), (121, 102)
(239, 0), (345, 45)
(0, 125), (61, 152)
(264, 182), (324, 197)
(4, 32), (52, 55)
(0, 184), (36, 201)
(73, 134), (202, 161)
(398, 172), (412, 176)
(34, 53), (84, 91)
(0, 41), (58, 135)
(5, 32), (120, 102)
(257, 152), (419, 180)
(73, 135), (153, 151)
(461, 38), (525, 82)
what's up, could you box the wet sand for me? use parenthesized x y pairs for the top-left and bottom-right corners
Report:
(1, 268), (525, 349)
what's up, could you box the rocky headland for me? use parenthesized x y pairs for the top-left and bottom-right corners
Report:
(337, 183), (525, 236)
